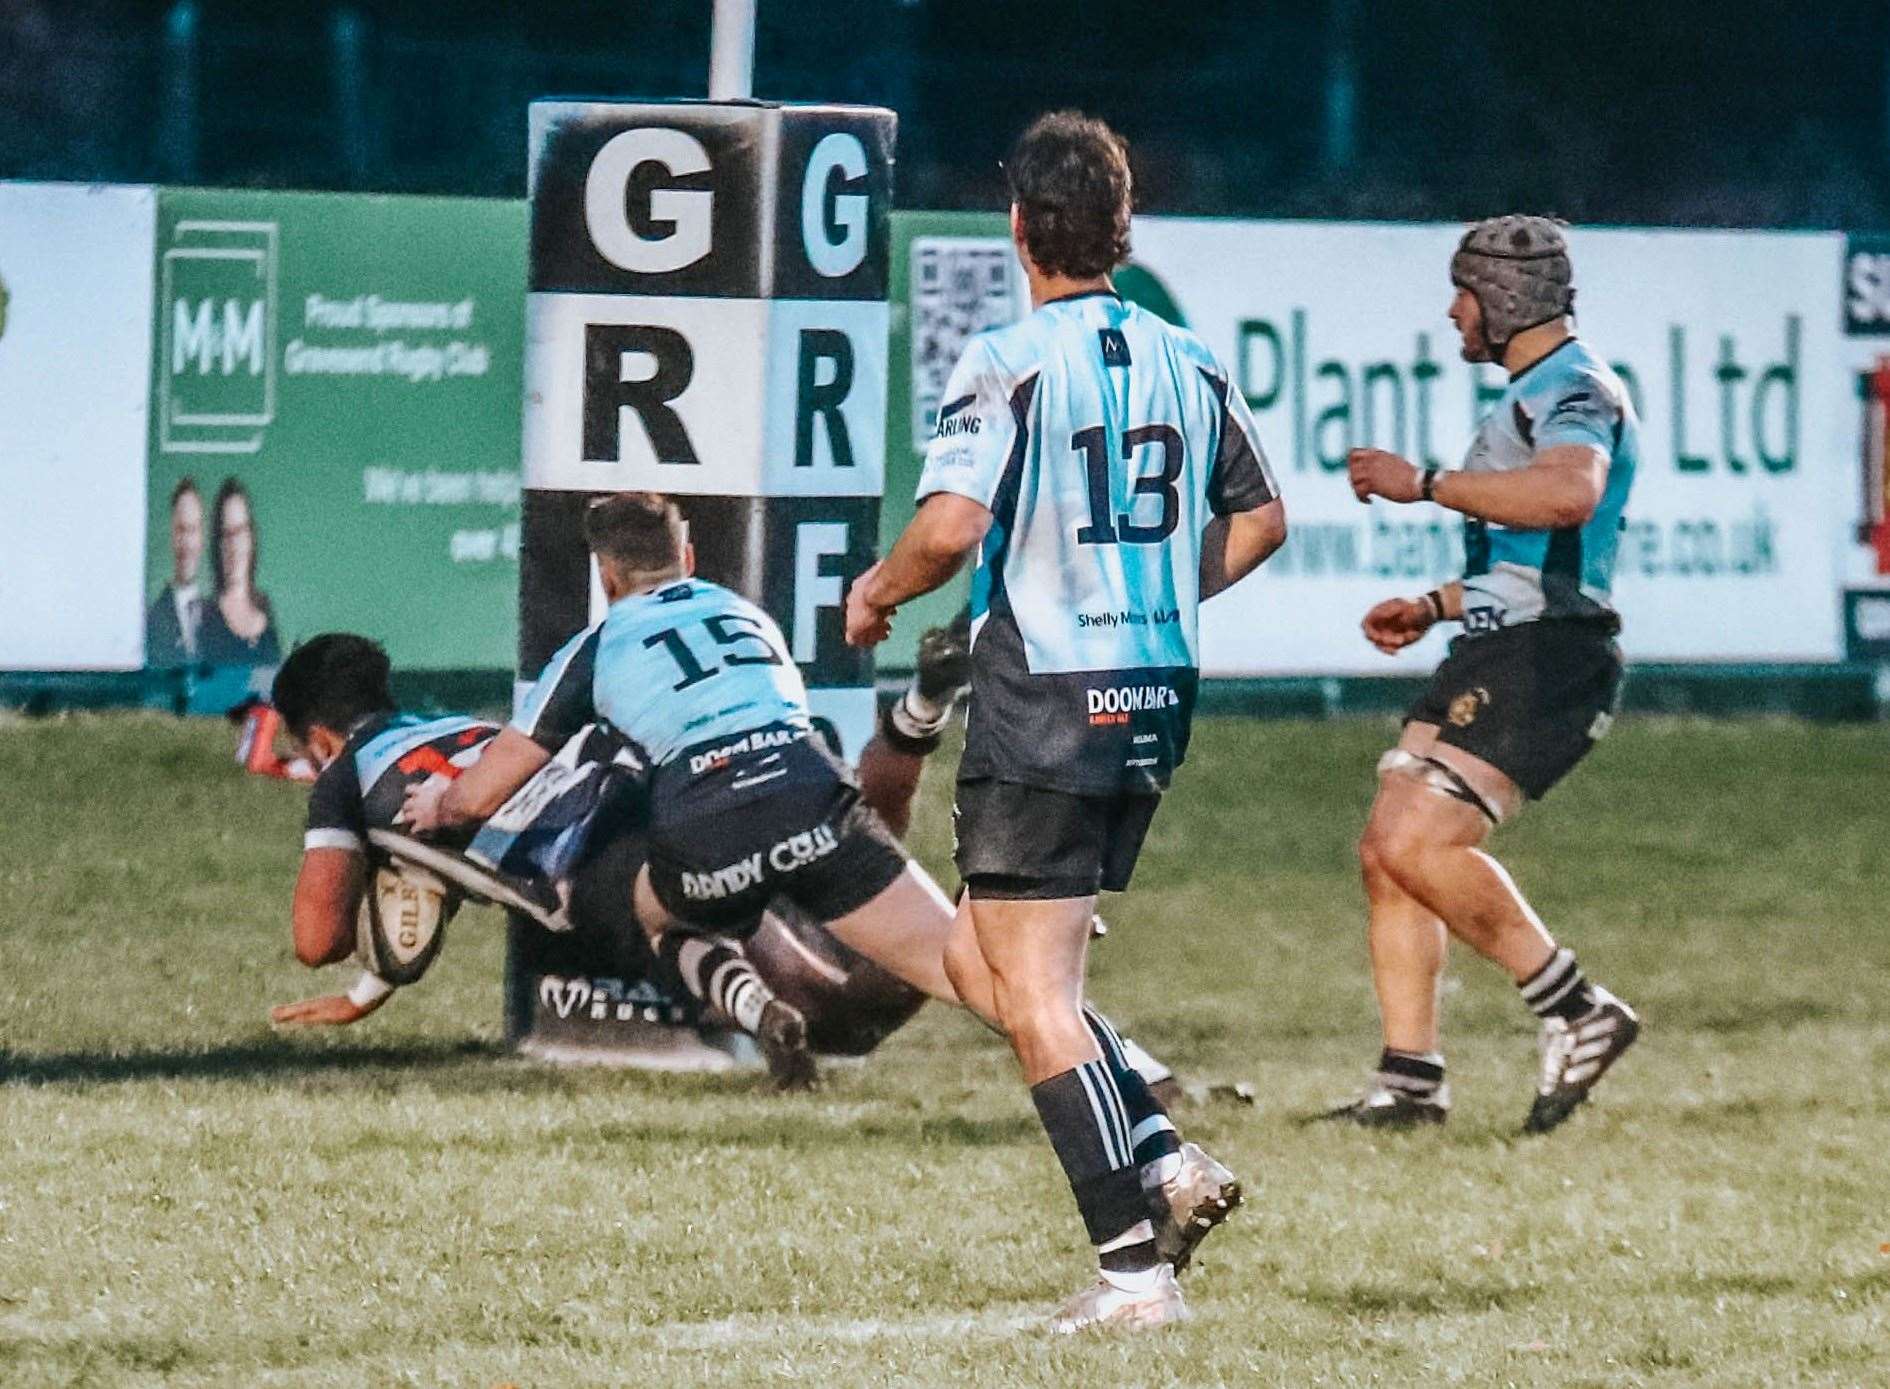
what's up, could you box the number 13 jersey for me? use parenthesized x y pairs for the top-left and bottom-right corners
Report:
(515, 579), (810, 768)
(916, 290), (1277, 795)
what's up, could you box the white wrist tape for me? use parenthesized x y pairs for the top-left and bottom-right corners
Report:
(347, 972), (395, 1008)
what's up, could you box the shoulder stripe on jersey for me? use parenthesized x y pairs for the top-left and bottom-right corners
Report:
(354, 715), (487, 796)
(979, 371), (1041, 600)
(1513, 401), (1536, 449)
(514, 624), (602, 739)
(1199, 365), (1277, 511)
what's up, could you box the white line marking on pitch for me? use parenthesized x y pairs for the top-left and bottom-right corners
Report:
(648, 1305), (1040, 1348)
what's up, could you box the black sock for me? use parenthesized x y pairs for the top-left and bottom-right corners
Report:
(1084, 1007), (1181, 1172)
(1377, 1048), (1446, 1102)
(1029, 1061), (1158, 1271)
(1518, 946), (1597, 1021)
(657, 931), (775, 1034)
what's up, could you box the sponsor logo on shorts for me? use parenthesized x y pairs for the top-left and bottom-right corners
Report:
(1448, 686), (1491, 728)
(680, 851), (767, 901)
(768, 824), (840, 873)
(1086, 683), (1179, 727)
(679, 824), (841, 901)
(1462, 605), (1503, 634)
(688, 726), (804, 776)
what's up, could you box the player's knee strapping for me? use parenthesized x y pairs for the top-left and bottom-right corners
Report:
(1083, 1007), (1181, 1171)
(1029, 1060), (1157, 1266)
(1377, 748), (1503, 824)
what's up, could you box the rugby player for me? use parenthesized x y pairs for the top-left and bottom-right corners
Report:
(845, 112), (1287, 1331)
(266, 629), (948, 1085)
(1338, 215), (1641, 1134)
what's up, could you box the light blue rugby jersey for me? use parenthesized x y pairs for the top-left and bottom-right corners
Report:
(917, 290), (1277, 794)
(1458, 338), (1638, 632)
(514, 578), (810, 768)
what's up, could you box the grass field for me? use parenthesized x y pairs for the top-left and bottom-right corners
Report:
(2, 711), (1888, 1387)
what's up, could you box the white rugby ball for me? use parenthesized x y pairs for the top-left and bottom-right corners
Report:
(355, 864), (454, 986)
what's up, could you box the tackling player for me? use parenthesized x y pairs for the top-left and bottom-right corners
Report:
(846, 112), (1287, 1331)
(1338, 215), (1640, 1134)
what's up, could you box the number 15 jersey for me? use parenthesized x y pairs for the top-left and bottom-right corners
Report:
(515, 578), (810, 768)
(916, 290), (1278, 795)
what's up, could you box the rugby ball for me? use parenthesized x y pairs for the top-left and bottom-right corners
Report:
(355, 864), (455, 986)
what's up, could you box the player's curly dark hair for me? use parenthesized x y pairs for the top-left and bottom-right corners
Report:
(272, 633), (393, 740)
(1004, 111), (1132, 280)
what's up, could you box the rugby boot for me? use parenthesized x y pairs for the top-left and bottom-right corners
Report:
(1048, 1266), (1189, 1334)
(1313, 1081), (1450, 1129)
(756, 998), (819, 1092)
(1143, 1141), (1243, 1274)
(1524, 986), (1640, 1134)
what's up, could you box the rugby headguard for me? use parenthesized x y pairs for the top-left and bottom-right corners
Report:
(1450, 215), (1574, 358)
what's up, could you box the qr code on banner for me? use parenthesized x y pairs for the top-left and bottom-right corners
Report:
(910, 238), (1021, 451)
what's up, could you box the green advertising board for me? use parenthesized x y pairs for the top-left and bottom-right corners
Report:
(144, 189), (527, 692)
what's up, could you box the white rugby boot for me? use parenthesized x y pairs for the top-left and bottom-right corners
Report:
(1525, 986), (1640, 1134)
(1048, 1265), (1189, 1334)
(1143, 1141), (1243, 1274)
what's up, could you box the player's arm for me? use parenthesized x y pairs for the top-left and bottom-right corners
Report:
(1199, 368), (1287, 600)
(426, 729), (550, 829)
(290, 847), (365, 966)
(271, 844), (393, 1027)
(847, 339), (1012, 648)
(1347, 444), (1606, 529)
(848, 495), (992, 645)
(1351, 381), (1617, 529)
(1361, 581), (1467, 655)
(1200, 500), (1286, 600)
(403, 629), (598, 833)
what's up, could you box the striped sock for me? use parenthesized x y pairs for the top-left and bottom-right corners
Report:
(1518, 946), (1597, 1022)
(1377, 1048), (1446, 1101)
(1084, 1007), (1182, 1172)
(660, 932), (774, 1034)
(1029, 1060), (1159, 1272)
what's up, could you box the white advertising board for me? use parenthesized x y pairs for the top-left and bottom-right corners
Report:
(1120, 219), (1850, 672)
(0, 183), (157, 670)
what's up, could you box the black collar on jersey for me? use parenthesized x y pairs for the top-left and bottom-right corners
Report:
(1506, 334), (1579, 384)
(1042, 286), (1122, 307)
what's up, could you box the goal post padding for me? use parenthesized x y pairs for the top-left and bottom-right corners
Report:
(507, 98), (895, 1062)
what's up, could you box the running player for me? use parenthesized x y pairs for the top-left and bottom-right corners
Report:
(845, 112), (1287, 1331)
(1337, 215), (1641, 1134)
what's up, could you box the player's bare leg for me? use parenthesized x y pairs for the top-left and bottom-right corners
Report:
(964, 894), (1186, 1331)
(633, 867), (819, 1091)
(822, 862), (1002, 1028)
(1354, 728), (1639, 1133)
